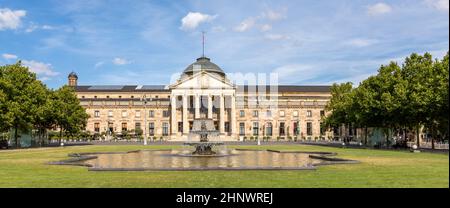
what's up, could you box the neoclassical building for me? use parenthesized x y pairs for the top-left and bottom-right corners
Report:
(71, 56), (333, 141)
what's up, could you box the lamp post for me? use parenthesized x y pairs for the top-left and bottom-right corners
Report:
(141, 95), (152, 146)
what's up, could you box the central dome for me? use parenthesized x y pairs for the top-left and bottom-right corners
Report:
(183, 57), (225, 76)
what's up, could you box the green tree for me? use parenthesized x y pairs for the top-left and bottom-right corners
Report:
(53, 85), (89, 144)
(0, 62), (47, 147)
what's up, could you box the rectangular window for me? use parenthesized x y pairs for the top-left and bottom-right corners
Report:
(149, 110), (155, 118)
(320, 110), (325, 117)
(108, 110), (113, 117)
(149, 122), (155, 136)
(94, 123), (100, 133)
(266, 110), (272, 117)
(279, 122), (285, 136)
(163, 110), (170, 117)
(239, 123), (245, 136)
(135, 110), (141, 118)
(135, 122), (141, 131)
(122, 110), (128, 118)
(108, 122), (114, 134)
(94, 111), (100, 118)
(178, 122), (183, 133)
(162, 122), (169, 136)
(307, 122), (312, 136)
(307, 110), (312, 117)
(293, 122), (299, 135)
(122, 123), (127, 132)
(279, 110), (285, 117)
(253, 122), (259, 136)
(240, 110), (245, 117)
(253, 110), (259, 117)
(225, 122), (230, 133)
(266, 123), (273, 136)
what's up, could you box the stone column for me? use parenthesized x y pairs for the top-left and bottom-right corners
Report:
(231, 94), (236, 137)
(171, 95), (177, 135)
(207, 94), (213, 119)
(219, 95), (225, 134)
(195, 94), (200, 119)
(182, 94), (189, 134)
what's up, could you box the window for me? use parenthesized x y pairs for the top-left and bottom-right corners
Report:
(108, 110), (113, 117)
(108, 122), (114, 134)
(225, 122), (230, 133)
(149, 110), (155, 118)
(135, 122), (141, 131)
(279, 122), (285, 136)
(178, 122), (183, 133)
(94, 110), (100, 118)
(121, 123), (127, 132)
(253, 110), (259, 117)
(94, 96), (97, 99)
(106, 96), (110, 99)
(240, 110), (245, 117)
(94, 123), (100, 133)
(135, 110), (141, 118)
(307, 122), (312, 136)
(307, 110), (312, 117)
(293, 110), (299, 117)
(266, 110), (272, 117)
(162, 122), (169, 136)
(163, 110), (170, 117)
(320, 110), (325, 117)
(239, 123), (245, 136)
(279, 110), (285, 117)
(149, 123), (155, 136)
(266, 123), (273, 136)
(118, 96), (122, 99)
(293, 122), (300, 135)
(253, 122), (259, 136)
(131, 96), (134, 99)
(81, 96), (85, 99)
(122, 110), (128, 118)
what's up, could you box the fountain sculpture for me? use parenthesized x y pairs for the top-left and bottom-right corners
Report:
(183, 118), (224, 155)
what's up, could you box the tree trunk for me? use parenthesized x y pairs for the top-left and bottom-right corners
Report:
(416, 125), (420, 148)
(431, 126), (435, 150)
(59, 127), (63, 145)
(364, 126), (368, 145)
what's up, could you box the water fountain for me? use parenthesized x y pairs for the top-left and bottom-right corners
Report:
(183, 118), (224, 155)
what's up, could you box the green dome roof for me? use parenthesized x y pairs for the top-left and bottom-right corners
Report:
(183, 57), (225, 76)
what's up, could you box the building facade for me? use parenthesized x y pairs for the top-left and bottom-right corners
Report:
(72, 56), (333, 141)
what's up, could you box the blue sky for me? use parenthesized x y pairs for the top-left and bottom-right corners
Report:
(0, 0), (448, 89)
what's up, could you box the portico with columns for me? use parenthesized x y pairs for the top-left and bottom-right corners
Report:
(168, 57), (237, 141)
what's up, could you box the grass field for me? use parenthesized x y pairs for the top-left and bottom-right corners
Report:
(0, 144), (448, 188)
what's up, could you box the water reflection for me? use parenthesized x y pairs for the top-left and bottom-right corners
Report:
(83, 150), (323, 170)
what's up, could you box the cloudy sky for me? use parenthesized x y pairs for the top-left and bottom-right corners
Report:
(0, 0), (448, 89)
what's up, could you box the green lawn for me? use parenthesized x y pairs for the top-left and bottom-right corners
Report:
(0, 144), (448, 188)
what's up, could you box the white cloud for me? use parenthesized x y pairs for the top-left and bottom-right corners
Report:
(112, 57), (131, 65)
(26, 24), (55, 33)
(346, 38), (377, 47)
(180, 12), (217, 30)
(234, 17), (256, 32)
(22, 60), (60, 77)
(2, 53), (18, 59)
(0, 8), (26, 30)
(367, 3), (392, 16)
(425, 0), (449, 12)
(94, 61), (104, 68)
(260, 24), (272, 32)
(262, 9), (287, 21)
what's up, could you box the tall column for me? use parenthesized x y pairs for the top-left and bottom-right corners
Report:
(195, 94), (200, 119)
(182, 94), (189, 134)
(171, 95), (177, 135)
(219, 95), (225, 134)
(231, 94), (236, 137)
(207, 95), (213, 119)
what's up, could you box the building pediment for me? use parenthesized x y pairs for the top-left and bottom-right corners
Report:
(169, 71), (235, 90)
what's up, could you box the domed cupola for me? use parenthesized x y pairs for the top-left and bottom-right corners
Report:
(182, 56), (225, 77)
